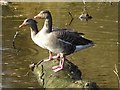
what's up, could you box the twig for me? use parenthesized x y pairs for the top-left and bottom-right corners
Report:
(13, 30), (20, 49)
(24, 70), (31, 76)
(66, 12), (74, 26)
(113, 64), (120, 89)
(24, 63), (36, 76)
(68, 12), (73, 19)
(68, 18), (74, 26)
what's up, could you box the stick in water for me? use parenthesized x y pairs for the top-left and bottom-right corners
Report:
(13, 30), (20, 49)
(65, 12), (74, 26)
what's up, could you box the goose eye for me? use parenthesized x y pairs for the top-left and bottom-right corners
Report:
(26, 20), (29, 22)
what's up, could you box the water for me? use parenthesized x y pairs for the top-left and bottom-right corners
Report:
(2, 2), (118, 88)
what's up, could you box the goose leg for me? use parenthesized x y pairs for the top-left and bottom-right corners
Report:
(44, 51), (60, 62)
(52, 54), (60, 60)
(52, 54), (65, 72)
(44, 51), (53, 62)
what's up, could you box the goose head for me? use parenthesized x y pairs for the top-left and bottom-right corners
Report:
(34, 10), (51, 19)
(19, 18), (37, 28)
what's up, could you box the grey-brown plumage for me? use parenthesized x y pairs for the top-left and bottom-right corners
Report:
(50, 29), (93, 55)
(19, 10), (94, 72)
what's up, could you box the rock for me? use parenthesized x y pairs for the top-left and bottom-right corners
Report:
(31, 58), (99, 89)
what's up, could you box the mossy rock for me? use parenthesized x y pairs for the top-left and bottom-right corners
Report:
(31, 58), (99, 89)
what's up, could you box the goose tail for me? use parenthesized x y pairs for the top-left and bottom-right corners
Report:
(75, 41), (95, 52)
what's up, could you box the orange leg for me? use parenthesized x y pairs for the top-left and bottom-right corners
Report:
(52, 54), (65, 72)
(44, 51), (60, 62)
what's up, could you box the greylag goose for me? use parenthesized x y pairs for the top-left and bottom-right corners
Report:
(33, 10), (94, 72)
(19, 10), (94, 72)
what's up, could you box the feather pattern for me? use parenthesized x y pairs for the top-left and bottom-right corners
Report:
(19, 10), (95, 72)
(42, 28), (94, 55)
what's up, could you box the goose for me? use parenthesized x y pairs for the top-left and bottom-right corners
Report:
(19, 10), (94, 72)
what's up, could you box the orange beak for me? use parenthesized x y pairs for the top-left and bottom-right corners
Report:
(19, 23), (27, 28)
(34, 14), (41, 19)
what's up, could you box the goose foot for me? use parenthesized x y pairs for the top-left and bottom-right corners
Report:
(52, 65), (61, 70)
(52, 66), (64, 72)
(52, 57), (64, 72)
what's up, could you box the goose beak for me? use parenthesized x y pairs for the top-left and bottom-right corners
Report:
(19, 23), (27, 28)
(34, 14), (41, 19)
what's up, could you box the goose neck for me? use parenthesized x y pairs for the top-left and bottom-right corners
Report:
(30, 24), (39, 36)
(43, 17), (52, 33)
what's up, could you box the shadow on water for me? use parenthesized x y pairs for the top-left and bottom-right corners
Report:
(2, 2), (118, 88)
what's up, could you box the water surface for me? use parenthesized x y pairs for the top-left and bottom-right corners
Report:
(2, 2), (118, 88)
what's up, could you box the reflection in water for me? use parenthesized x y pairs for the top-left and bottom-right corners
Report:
(2, 2), (118, 88)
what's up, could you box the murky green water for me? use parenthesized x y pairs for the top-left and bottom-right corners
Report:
(2, 2), (118, 88)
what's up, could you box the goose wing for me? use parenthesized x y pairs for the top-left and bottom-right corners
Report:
(52, 29), (93, 46)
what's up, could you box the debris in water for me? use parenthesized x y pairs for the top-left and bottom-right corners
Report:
(65, 12), (74, 26)
(24, 63), (36, 76)
(79, 3), (92, 21)
(113, 64), (120, 88)
(12, 30), (20, 49)
(0, 0), (8, 6)
(79, 13), (92, 21)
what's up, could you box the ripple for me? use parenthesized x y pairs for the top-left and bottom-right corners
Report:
(3, 46), (40, 59)
(10, 72), (17, 76)
(98, 74), (107, 76)
(27, 87), (35, 89)
(12, 80), (21, 83)
(99, 26), (104, 28)
(4, 62), (9, 65)
(2, 15), (24, 19)
(26, 47), (40, 56)
(17, 75), (21, 78)
(0, 47), (10, 51)
(1, 72), (5, 76)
